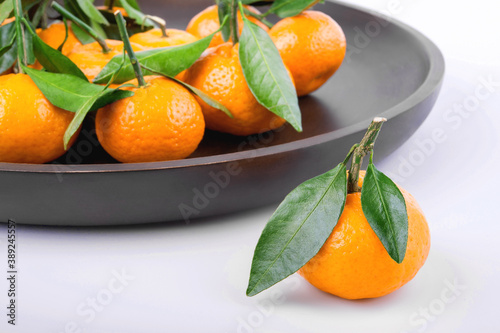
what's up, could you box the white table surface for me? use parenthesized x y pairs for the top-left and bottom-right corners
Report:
(3, 0), (500, 332)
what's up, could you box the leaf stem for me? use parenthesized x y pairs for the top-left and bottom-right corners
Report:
(243, 7), (273, 28)
(13, 0), (26, 73)
(21, 17), (35, 35)
(58, 18), (70, 52)
(115, 11), (146, 87)
(342, 144), (358, 165)
(51, 2), (111, 53)
(347, 117), (387, 193)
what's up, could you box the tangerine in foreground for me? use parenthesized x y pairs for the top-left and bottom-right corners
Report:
(298, 171), (431, 299)
(0, 74), (76, 163)
(95, 76), (205, 163)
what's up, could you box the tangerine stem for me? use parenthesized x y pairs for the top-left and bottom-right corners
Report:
(146, 15), (168, 38)
(13, 0), (27, 73)
(51, 2), (111, 53)
(115, 11), (146, 87)
(107, 0), (115, 11)
(347, 117), (386, 193)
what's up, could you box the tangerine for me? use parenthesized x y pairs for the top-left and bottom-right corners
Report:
(130, 28), (198, 49)
(37, 21), (81, 56)
(183, 42), (289, 136)
(298, 171), (431, 299)
(0, 74), (77, 163)
(269, 11), (346, 96)
(95, 76), (205, 163)
(186, 5), (269, 48)
(1, 17), (15, 26)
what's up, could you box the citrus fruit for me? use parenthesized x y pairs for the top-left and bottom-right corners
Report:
(68, 39), (145, 82)
(1, 17), (15, 26)
(298, 171), (431, 299)
(37, 21), (81, 56)
(130, 28), (198, 49)
(0, 74), (77, 164)
(95, 76), (205, 163)
(183, 42), (288, 136)
(186, 5), (269, 48)
(269, 10), (346, 96)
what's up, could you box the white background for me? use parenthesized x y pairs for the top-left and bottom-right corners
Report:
(2, 0), (500, 332)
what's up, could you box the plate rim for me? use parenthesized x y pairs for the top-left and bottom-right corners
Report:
(0, 1), (445, 174)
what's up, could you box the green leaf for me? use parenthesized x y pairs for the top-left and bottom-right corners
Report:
(63, 52), (131, 148)
(63, 88), (103, 147)
(23, 66), (133, 112)
(31, 31), (88, 80)
(217, 0), (231, 42)
(119, 0), (153, 27)
(361, 154), (408, 264)
(177, 79), (233, 118)
(269, 0), (323, 18)
(64, 0), (87, 22)
(63, 0), (95, 44)
(92, 19), (108, 38)
(93, 27), (219, 84)
(124, 0), (140, 10)
(0, 0), (14, 24)
(91, 87), (133, 110)
(247, 163), (347, 296)
(239, 13), (302, 132)
(21, 0), (41, 11)
(105, 0), (140, 11)
(0, 22), (16, 73)
(0, 39), (14, 58)
(0, 42), (16, 73)
(76, 0), (109, 25)
(61, 87), (131, 147)
(23, 58), (133, 148)
(0, 22), (15, 57)
(141, 64), (233, 119)
(71, 22), (97, 44)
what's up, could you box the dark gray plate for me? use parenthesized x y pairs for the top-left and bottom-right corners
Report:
(0, 0), (444, 226)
